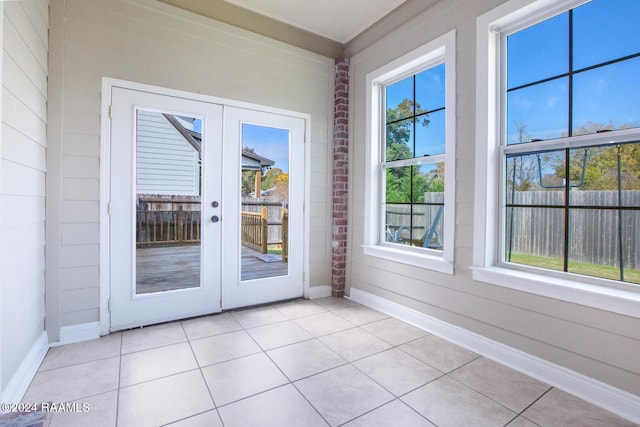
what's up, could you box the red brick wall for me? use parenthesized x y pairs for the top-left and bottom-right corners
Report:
(332, 57), (350, 297)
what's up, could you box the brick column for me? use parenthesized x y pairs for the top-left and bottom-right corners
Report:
(331, 57), (350, 297)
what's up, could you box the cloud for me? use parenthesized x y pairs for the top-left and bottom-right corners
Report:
(512, 95), (533, 109)
(546, 96), (559, 108)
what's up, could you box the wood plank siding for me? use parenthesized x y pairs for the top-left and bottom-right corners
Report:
(136, 111), (200, 196)
(1, 0), (48, 393)
(47, 0), (333, 331)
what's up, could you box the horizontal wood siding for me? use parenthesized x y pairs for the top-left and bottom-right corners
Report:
(348, 0), (640, 397)
(136, 111), (199, 196)
(1, 0), (48, 392)
(48, 0), (333, 329)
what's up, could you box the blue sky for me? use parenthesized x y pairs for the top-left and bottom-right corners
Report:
(193, 120), (290, 172)
(242, 124), (290, 173)
(506, 0), (640, 143)
(382, 0), (640, 146)
(385, 63), (446, 157)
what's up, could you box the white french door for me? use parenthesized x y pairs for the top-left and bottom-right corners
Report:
(221, 108), (305, 309)
(108, 86), (306, 329)
(109, 87), (223, 330)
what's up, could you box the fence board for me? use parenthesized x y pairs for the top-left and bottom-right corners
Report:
(508, 190), (638, 269)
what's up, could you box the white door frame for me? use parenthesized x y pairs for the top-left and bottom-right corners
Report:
(99, 78), (311, 335)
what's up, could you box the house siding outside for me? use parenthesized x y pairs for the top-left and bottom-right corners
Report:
(347, 0), (640, 397)
(1, 0), (48, 394)
(46, 0), (334, 337)
(136, 111), (200, 196)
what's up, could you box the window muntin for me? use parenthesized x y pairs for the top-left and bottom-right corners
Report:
(383, 65), (446, 251)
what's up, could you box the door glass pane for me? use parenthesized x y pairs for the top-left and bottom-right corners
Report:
(240, 124), (290, 281)
(135, 110), (202, 294)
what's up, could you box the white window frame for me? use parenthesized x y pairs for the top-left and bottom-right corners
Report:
(364, 30), (456, 275)
(473, 0), (640, 318)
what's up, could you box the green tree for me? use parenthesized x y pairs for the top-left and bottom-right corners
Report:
(506, 121), (540, 191)
(261, 167), (283, 191)
(274, 173), (289, 200)
(552, 122), (640, 190)
(385, 99), (432, 202)
(386, 99), (429, 161)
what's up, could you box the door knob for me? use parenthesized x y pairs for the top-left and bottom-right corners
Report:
(211, 201), (219, 207)
(211, 215), (220, 223)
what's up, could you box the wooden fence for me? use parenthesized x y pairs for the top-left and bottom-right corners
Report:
(386, 190), (639, 269)
(136, 196), (288, 256)
(385, 193), (444, 246)
(136, 205), (201, 247)
(241, 198), (288, 245)
(241, 208), (268, 253)
(506, 190), (640, 269)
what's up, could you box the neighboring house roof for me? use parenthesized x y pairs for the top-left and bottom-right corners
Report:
(163, 113), (275, 170)
(163, 113), (201, 158)
(241, 150), (275, 170)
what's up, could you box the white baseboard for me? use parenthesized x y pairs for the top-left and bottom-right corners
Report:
(51, 322), (101, 347)
(0, 332), (48, 410)
(348, 288), (640, 424)
(307, 285), (332, 299)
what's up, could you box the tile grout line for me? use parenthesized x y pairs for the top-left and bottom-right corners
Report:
(179, 319), (223, 425)
(237, 300), (334, 426)
(114, 331), (123, 427)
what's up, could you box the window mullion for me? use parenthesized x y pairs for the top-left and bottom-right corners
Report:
(568, 9), (574, 137)
(563, 149), (571, 272)
(616, 145), (625, 281)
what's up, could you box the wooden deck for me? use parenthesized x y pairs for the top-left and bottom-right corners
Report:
(240, 246), (289, 281)
(136, 244), (288, 294)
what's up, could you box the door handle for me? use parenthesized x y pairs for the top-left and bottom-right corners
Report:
(211, 215), (220, 223)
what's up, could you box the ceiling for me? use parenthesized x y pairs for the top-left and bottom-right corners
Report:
(159, 0), (411, 58)
(221, 0), (407, 44)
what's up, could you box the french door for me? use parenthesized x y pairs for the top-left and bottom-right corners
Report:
(108, 86), (305, 330)
(221, 107), (305, 309)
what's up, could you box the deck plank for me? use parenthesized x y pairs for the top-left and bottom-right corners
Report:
(135, 244), (288, 294)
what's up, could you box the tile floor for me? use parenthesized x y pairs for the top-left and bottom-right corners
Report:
(22, 297), (634, 427)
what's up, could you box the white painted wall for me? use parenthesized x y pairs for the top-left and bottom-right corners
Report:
(46, 0), (334, 338)
(1, 0), (48, 394)
(347, 0), (640, 398)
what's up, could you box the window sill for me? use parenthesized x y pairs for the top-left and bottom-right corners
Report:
(472, 265), (640, 319)
(362, 244), (453, 275)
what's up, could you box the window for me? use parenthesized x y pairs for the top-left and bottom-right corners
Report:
(475, 0), (640, 316)
(365, 31), (455, 274)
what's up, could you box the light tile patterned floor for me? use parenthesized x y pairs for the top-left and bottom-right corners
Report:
(22, 297), (633, 426)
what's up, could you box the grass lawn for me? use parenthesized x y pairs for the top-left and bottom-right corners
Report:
(267, 246), (282, 255)
(509, 253), (640, 284)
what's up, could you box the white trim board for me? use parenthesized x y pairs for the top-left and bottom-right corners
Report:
(347, 288), (640, 424)
(0, 332), (48, 411)
(50, 322), (101, 347)
(307, 285), (332, 299)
